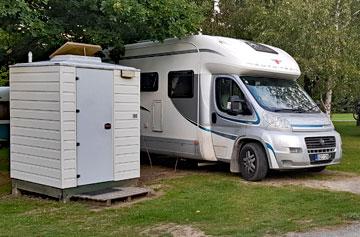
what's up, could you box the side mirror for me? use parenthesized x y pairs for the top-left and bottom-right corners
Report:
(227, 96), (244, 115)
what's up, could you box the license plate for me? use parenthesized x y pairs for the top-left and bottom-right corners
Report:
(316, 154), (331, 161)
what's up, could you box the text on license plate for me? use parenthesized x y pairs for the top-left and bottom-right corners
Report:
(316, 154), (331, 161)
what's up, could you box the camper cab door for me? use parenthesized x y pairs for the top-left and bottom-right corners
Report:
(211, 76), (250, 160)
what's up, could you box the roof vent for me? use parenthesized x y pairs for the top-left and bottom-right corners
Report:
(244, 41), (278, 54)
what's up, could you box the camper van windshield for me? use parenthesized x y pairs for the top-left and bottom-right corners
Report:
(241, 76), (320, 113)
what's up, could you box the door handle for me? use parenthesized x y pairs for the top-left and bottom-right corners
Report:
(212, 112), (217, 124)
(104, 123), (112, 129)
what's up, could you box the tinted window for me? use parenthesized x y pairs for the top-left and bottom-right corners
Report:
(216, 77), (245, 112)
(141, 72), (158, 92)
(168, 70), (194, 98)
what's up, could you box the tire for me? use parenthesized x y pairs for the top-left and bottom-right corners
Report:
(239, 143), (268, 181)
(307, 166), (326, 172)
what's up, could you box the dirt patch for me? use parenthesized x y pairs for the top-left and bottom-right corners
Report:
(0, 171), (9, 186)
(139, 164), (193, 185)
(140, 223), (208, 237)
(140, 158), (360, 196)
(262, 170), (360, 195)
(284, 222), (360, 237)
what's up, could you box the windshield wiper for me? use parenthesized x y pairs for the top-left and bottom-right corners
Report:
(274, 108), (307, 113)
(303, 104), (320, 112)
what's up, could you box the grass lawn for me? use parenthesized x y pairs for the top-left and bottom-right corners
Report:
(0, 174), (360, 237)
(330, 121), (360, 174)
(331, 113), (355, 121)
(0, 118), (359, 236)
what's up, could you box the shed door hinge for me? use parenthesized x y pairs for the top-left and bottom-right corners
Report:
(76, 76), (79, 81)
(76, 142), (80, 146)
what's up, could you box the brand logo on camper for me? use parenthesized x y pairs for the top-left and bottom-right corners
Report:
(272, 59), (282, 65)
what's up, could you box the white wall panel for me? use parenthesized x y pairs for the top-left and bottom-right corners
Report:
(10, 66), (63, 188)
(113, 70), (140, 180)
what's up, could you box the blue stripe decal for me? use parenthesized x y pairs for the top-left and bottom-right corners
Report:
(182, 117), (238, 140)
(291, 124), (324, 128)
(199, 125), (237, 140)
(216, 111), (260, 125)
(266, 143), (276, 157)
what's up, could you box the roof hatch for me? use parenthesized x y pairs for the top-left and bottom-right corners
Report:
(244, 41), (278, 54)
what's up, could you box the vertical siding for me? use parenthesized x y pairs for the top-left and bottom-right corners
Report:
(10, 66), (62, 188)
(59, 66), (77, 189)
(113, 70), (140, 180)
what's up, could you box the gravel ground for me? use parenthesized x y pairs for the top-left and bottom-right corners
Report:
(263, 170), (360, 195)
(285, 223), (360, 237)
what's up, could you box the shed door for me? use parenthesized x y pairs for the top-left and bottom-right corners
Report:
(76, 68), (113, 186)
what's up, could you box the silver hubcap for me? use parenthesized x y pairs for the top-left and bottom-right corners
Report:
(243, 150), (256, 173)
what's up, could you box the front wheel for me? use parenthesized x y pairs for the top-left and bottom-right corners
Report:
(239, 143), (269, 181)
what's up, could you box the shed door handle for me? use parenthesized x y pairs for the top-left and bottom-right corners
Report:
(104, 123), (112, 129)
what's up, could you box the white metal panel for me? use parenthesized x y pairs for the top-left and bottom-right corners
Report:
(11, 153), (61, 169)
(11, 82), (59, 92)
(10, 67), (63, 188)
(11, 127), (60, 140)
(115, 120), (139, 129)
(11, 144), (61, 160)
(114, 94), (139, 103)
(11, 100), (60, 111)
(113, 70), (140, 181)
(114, 128), (139, 137)
(59, 66), (77, 188)
(115, 145), (139, 155)
(114, 102), (138, 112)
(11, 170), (61, 187)
(11, 118), (60, 130)
(115, 137), (139, 146)
(11, 109), (60, 121)
(76, 68), (114, 186)
(114, 170), (140, 181)
(12, 136), (61, 150)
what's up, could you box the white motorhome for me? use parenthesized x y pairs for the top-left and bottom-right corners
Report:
(120, 35), (342, 181)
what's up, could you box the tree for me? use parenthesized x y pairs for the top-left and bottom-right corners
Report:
(0, 0), (204, 81)
(201, 0), (360, 115)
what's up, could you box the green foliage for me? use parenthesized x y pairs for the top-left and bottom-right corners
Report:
(201, 0), (360, 113)
(0, 0), (204, 81)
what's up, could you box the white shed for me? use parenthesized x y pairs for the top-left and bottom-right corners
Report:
(9, 54), (140, 199)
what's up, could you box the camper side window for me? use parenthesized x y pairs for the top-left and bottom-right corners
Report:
(141, 72), (159, 91)
(168, 70), (194, 98)
(216, 77), (246, 113)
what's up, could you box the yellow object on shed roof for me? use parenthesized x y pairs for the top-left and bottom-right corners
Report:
(49, 42), (102, 58)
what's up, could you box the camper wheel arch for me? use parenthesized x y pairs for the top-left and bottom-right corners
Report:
(230, 137), (270, 175)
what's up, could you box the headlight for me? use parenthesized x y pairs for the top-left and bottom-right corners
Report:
(262, 112), (291, 130)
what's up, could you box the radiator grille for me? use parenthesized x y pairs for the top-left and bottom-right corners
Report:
(305, 136), (336, 149)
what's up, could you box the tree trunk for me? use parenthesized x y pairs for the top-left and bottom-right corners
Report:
(324, 80), (333, 116)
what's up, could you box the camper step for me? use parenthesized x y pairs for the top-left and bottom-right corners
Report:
(72, 187), (151, 206)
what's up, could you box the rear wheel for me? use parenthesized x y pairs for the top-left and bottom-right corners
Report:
(239, 143), (268, 181)
(307, 166), (326, 172)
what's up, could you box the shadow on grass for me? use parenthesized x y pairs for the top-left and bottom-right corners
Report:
(139, 152), (340, 184)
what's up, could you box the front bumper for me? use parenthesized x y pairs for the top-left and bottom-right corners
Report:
(263, 130), (342, 169)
